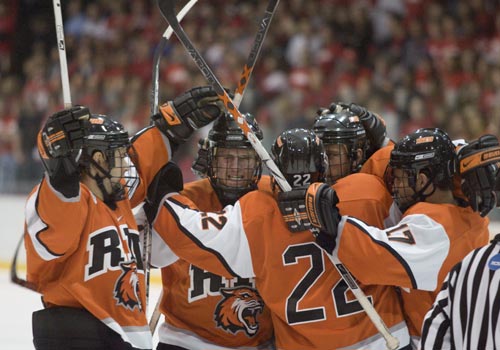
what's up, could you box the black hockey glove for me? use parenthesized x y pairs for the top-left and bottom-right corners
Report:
(458, 134), (500, 216)
(327, 102), (350, 113)
(278, 186), (313, 232)
(191, 137), (210, 178)
(38, 106), (90, 178)
(346, 102), (390, 156)
(144, 161), (184, 223)
(37, 106), (90, 197)
(305, 183), (341, 254)
(152, 86), (226, 144)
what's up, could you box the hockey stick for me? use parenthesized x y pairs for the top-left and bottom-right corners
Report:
(151, 0), (198, 114)
(147, 1), (198, 334)
(233, 0), (279, 107)
(149, 1), (279, 334)
(11, 235), (37, 291)
(52, 0), (72, 108)
(157, 1), (399, 349)
(11, 0), (74, 291)
(158, 0), (289, 190)
(148, 1), (279, 334)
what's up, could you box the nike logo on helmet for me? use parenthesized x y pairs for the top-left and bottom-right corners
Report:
(462, 159), (473, 168)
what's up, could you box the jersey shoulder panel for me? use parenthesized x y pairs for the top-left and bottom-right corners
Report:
(257, 175), (273, 194)
(336, 173), (391, 203)
(335, 173), (392, 227)
(181, 178), (223, 212)
(405, 202), (490, 239)
(240, 189), (277, 216)
(360, 143), (394, 179)
(130, 126), (172, 204)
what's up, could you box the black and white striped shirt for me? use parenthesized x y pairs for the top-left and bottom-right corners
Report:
(420, 234), (500, 350)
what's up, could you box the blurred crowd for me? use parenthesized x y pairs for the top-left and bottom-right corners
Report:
(1, 0), (500, 194)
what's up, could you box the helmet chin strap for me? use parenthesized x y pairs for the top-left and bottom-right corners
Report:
(213, 182), (257, 207)
(398, 176), (436, 212)
(89, 158), (124, 210)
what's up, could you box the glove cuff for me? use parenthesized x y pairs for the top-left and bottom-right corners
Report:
(152, 102), (195, 144)
(458, 145), (500, 174)
(305, 183), (327, 228)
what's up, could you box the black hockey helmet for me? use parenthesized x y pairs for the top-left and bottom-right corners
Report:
(80, 115), (138, 207)
(81, 115), (130, 167)
(386, 128), (456, 212)
(271, 128), (327, 190)
(313, 109), (367, 183)
(206, 113), (263, 206)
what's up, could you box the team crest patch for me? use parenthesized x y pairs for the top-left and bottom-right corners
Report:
(488, 254), (500, 271)
(114, 261), (142, 311)
(214, 287), (264, 336)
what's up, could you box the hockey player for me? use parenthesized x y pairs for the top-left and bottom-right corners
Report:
(312, 108), (368, 184)
(313, 102), (392, 184)
(305, 128), (491, 347)
(150, 128), (413, 350)
(151, 113), (274, 350)
(24, 86), (226, 350)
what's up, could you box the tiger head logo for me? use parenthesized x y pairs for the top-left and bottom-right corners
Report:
(214, 287), (264, 336)
(114, 261), (142, 312)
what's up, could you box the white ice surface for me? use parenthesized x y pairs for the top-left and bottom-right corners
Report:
(0, 268), (162, 349)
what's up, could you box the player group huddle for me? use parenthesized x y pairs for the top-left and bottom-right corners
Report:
(21, 87), (500, 350)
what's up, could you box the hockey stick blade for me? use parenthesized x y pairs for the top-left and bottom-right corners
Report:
(149, 290), (163, 333)
(157, 0), (290, 192)
(233, 0), (279, 106)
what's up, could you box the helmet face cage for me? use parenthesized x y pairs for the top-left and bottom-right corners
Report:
(386, 128), (455, 212)
(385, 159), (430, 213)
(81, 115), (138, 203)
(207, 113), (263, 205)
(271, 128), (327, 190)
(313, 111), (367, 184)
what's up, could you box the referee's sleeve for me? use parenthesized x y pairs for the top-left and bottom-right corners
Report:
(420, 263), (459, 349)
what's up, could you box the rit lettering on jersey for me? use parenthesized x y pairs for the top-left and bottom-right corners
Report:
(84, 224), (144, 311)
(188, 265), (264, 337)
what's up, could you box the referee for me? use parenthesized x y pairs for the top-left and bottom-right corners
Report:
(420, 234), (500, 349)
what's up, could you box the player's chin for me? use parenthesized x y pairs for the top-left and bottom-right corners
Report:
(223, 177), (250, 187)
(224, 181), (242, 188)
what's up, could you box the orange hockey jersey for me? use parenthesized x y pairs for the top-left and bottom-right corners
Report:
(152, 173), (411, 350)
(335, 201), (489, 345)
(24, 126), (172, 349)
(156, 176), (275, 349)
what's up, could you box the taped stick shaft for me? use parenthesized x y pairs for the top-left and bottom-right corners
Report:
(52, 0), (72, 108)
(233, 0), (279, 106)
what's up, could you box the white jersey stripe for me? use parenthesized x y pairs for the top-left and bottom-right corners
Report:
(164, 197), (255, 279)
(25, 185), (61, 261)
(338, 213), (450, 291)
(102, 317), (153, 349)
